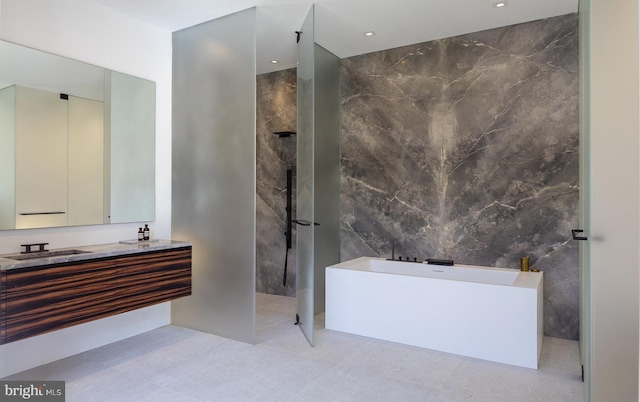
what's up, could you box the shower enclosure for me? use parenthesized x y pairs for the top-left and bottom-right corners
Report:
(172, 5), (340, 346)
(256, 5), (340, 346)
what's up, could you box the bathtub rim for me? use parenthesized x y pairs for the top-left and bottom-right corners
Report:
(327, 256), (542, 289)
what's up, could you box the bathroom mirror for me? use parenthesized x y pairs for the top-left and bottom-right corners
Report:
(0, 40), (155, 230)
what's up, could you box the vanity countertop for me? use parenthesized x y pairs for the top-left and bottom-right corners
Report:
(0, 240), (191, 271)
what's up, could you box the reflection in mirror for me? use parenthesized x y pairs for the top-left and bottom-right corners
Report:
(0, 41), (155, 230)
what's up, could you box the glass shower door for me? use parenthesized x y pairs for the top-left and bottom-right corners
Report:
(578, 3), (590, 395)
(296, 5), (315, 346)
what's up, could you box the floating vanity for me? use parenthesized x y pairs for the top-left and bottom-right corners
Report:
(325, 257), (543, 369)
(0, 240), (191, 345)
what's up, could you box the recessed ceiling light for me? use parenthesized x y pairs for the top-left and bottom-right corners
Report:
(271, 60), (278, 64)
(363, 31), (375, 37)
(493, 1), (508, 8)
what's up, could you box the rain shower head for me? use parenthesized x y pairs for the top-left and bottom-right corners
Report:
(273, 131), (296, 138)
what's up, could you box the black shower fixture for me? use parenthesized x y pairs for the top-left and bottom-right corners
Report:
(282, 168), (293, 287)
(273, 131), (296, 138)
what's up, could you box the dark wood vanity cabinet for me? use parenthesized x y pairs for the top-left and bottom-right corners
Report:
(0, 271), (6, 343)
(3, 259), (118, 344)
(0, 246), (191, 345)
(113, 247), (192, 314)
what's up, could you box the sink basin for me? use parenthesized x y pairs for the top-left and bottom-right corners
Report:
(4, 249), (92, 261)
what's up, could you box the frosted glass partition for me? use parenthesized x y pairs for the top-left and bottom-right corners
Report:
(107, 71), (156, 223)
(296, 6), (342, 346)
(312, 43), (341, 315)
(172, 8), (257, 343)
(577, 0), (591, 397)
(296, 6), (315, 346)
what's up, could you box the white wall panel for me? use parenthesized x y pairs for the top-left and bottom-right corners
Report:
(0, 0), (172, 377)
(68, 95), (104, 226)
(584, 0), (640, 400)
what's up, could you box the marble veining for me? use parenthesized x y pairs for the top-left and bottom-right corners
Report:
(340, 14), (579, 339)
(256, 69), (297, 297)
(0, 240), (191, 270)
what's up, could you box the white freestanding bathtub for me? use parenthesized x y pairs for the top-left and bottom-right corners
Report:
(325, 257), (543, 369)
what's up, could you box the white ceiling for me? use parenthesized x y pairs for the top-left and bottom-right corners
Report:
(93, 0), (579, 75)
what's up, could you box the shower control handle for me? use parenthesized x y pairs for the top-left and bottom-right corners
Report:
(292, 219), (320, 227)
(571, 229), (588, 241)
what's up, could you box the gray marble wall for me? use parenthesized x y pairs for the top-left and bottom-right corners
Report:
(340, 14), (579, 340)
(256, 69), (297, 297)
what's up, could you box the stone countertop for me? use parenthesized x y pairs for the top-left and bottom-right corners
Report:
(0, 240), (192, 271)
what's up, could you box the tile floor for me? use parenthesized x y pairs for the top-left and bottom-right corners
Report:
(4, 293), (584, 401)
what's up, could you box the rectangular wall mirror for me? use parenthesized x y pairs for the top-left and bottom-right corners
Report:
(0, 40), (155, 230)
